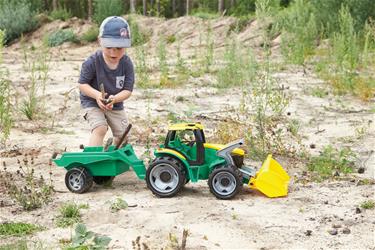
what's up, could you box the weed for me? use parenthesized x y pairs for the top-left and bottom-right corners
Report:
(135, 45), (150, 88)
(216, 39), (257, 88)
(109, 197), (128, 212)
(1, 154), (54, 211)
(45, 29), (77, 47)
(93, 0), (123, 24)
(0, 30), (12, 143)
(0, 240), (27, 250)
(167, 229), (189, 250)
(128, 15), (149, 46)
(310, 87), (328, 98)
(279, 0), (318, 65)
(287, 119), (300, 137)
(67, 223), (111, 249)
(212, 121), (247, 144)
(166, 34), (176, 44)
(0, 222), (42, 236)
(360, 200), (375, 209)
(157, 35), (169, 85)
(176, 38), (187, 74)
(307, 145), (356, 181)
(203, 23), (214, 73)
(55, 202), (82, 228)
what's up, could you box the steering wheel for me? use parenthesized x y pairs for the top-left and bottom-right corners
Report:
(181, 140), (195, 147)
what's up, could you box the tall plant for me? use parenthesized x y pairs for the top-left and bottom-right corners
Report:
(0, 30), (12, 143)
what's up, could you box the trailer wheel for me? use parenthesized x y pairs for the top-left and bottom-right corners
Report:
(146, 157), (185, 198)
(93, 176), (115, 185)
(208, 166), (242, 200)
(65, 167), (93, 193)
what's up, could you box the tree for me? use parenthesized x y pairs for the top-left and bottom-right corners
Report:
(130, 0), (136, 13)
(143, 0), (147, 15)
(52, 0), (58, 10)
(186, 0), (190, 16)
(88, 0), (93, 22)
(218, 0), (224, 14)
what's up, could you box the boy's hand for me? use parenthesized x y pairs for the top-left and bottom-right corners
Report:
(104, 95), (116, 110)
(95, 93), (107, 110)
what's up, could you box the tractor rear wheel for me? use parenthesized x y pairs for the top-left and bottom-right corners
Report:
(146, 157), (185, 198)
(65, 167), (93, 193)
(208, 166), (242, 199)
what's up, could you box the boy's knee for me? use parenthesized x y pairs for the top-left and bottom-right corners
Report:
(92, 125), (108, 137)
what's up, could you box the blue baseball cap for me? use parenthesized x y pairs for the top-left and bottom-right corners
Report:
(99, 16), (131, 48)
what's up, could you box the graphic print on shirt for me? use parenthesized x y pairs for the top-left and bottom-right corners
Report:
(116, 75), (125, 89)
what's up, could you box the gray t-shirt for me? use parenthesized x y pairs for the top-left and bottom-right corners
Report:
(78, 50), (134, 110)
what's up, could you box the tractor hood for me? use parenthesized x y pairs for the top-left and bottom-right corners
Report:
(204, 143), (245, 156)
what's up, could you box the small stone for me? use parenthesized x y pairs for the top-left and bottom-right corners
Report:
(358, 167), (365, 174)
(287, 112), (291, 116)
(305, 230), (312, 236)
(355, 207), (361, 214)
(328, 229), (338, 235)
(324, 200), (329, 204)
(309, 144), (316, 149)
(332, 224), (342, 228)
(342, 228), (351, 234)
(333, 171), (340, 177)
(309, 217), (316, 221)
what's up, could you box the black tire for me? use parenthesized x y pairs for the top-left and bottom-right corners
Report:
(208, 166), (242, 200)
(93, 176), (115, 185)
(65, 167), (93, 194)
(146, 157), (185, 198)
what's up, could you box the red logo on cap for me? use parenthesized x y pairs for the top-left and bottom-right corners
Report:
(120, 28), (128, 38)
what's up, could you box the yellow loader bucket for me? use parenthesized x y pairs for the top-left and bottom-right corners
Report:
(248, 155), (290, 198)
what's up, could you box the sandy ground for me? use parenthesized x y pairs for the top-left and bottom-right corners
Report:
(0, 16), (374, 249)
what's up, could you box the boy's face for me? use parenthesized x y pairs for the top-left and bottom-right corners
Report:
(102, 47), (126, 64)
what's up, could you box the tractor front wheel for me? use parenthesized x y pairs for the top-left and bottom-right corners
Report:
(146, 157), (185, 198)
(65, 167), (93, 193)
(208, 166), (242, 200)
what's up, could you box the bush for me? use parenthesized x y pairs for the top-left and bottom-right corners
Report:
(80, 26), (99, 43)
(93, 0), (124, 24)
(45, 29), (77, 47)
(127, 16), (149, 46)
(49, 8), (72, 21)
(312, 0), (375, 36)
(0, 222), (41, 236)
(0, 0), (38, 44)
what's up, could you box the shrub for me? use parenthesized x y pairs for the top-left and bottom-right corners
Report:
(49, 8), (72, 21)
(45, 29), (77, 47)
(80, 26), (99, 43)
(93, 0), (124, 24)
(0, 0), (38, 44)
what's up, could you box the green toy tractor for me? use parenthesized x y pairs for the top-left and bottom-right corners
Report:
(146, 123), (289, 199)
(53, 123), (289, 199)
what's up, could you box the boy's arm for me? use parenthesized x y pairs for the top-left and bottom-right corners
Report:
(79, 83), (107, 110)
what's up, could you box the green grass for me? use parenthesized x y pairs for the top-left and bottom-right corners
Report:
(80, 26), (98, 43)
(360, 200), (375, 209)
(45, 29), (77, 47)
(307, 145), (355, 181)
(0, 222), (41, 237)
(0, 240), (27, 250)
(55, 202), (82, 228)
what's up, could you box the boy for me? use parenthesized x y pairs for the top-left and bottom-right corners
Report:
(78, 16), (134, 146)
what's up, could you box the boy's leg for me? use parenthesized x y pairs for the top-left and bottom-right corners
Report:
(84, 107), (108, 146)
(106, 109), (128, 146)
